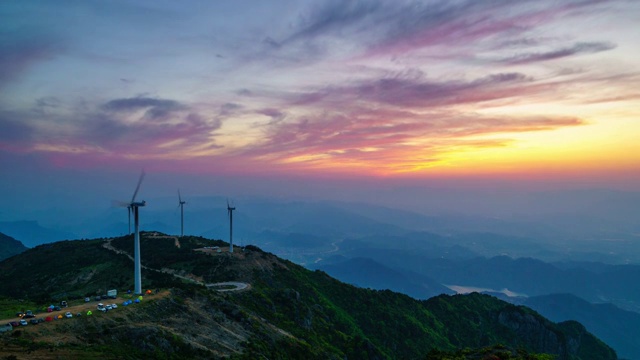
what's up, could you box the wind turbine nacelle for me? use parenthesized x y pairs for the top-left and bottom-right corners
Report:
(131, 201), (146, 207)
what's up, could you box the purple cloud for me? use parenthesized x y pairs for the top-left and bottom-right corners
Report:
(0, 38), (59, 88)
(293, 72), (531, 108)
(1, 96), (225, 163)
(102, 97), (185, 119)
(262, 1), (607, 60)
(241, 106), (584, 168)
(501, 41), (617, 64)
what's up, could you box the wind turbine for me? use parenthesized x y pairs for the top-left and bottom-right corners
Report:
(121, 171), (146, 295)
(178, 189), (186, 237)
(227, 200), (236, 253)
(127, 205), (132, 234)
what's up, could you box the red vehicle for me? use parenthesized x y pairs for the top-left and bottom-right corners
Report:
(45, 317), (53, 322)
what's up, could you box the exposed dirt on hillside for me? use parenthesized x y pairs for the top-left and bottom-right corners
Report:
(0, 288), (275, 359)
(0, 240), (299, 359)
(194, 246), (290, 279)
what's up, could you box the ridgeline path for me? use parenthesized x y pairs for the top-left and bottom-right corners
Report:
(102, 238), (250, 292)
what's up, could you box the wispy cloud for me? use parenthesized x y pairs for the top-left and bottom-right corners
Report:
(500, 41), (617, 64)
(240, 104), (584, 172)
(292, 72), (532, 108)
(0, 97), (225, 163)
(260, 0), (611, 63)
(0, 38), (59, 88)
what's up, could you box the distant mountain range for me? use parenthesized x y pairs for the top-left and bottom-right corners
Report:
(312, 240), (640, 359)
(312, 256), (453, 299)
(0, 221), (76, 248)
(6, 194), (640, 263)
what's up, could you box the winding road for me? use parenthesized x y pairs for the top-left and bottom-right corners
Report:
(206, 282), (250, 292)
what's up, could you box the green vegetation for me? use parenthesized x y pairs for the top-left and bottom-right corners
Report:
(0, 297), (38, 319)
(425, 345), (557, 359)
(0, 234), (618, 359)
(0, 232), (27, 262)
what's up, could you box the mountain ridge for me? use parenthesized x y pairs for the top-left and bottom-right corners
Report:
(0, 231), (28, 261)
(0, 233), (617, 359)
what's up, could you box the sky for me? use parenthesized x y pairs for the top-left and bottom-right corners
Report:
(1, 0), (640, 217)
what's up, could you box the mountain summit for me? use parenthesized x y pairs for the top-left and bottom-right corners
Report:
(0, 233), (617, 359)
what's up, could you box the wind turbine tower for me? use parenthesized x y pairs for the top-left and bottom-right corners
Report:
(128, 171), (146, 295)
(227, 200), (236, 253)
(127, 205), (132, 234)
(178, 190), (186, 237)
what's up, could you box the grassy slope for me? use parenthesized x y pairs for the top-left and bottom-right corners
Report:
(0, 235), (618, 360)
(0, 232), (28, 261)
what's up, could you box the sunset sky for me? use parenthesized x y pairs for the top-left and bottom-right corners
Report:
(2, 0), (640, 213)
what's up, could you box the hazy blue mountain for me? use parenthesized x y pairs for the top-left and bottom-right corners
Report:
(253, 230), (329, 249)
(6, 194), (640, 263)
(523, 294), (640, 360)
(0, 221), (77, 247)
(0, 232), (28, 261)
(331, 251), (640, 313)
(313, 257), (453, 299)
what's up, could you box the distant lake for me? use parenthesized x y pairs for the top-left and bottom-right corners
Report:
(446, 285), (527, 298)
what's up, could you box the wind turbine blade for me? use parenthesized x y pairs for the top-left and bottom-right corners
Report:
(112, 200), (130, 208)
(131, 170), (146, 203)
(178, 189), (182, 203)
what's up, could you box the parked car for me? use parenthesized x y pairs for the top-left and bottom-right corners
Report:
(19, 320), (28, 326)
(65, 312), (73, 318)
(15, 312), (23, 318)
(111, 304), (118, 309)
(9, 321), (19, 327)
(53, 306), (61, 311)
(85, 297), (90, 302)
(105, 305), (113, 310)
(30, 319), (39, 325)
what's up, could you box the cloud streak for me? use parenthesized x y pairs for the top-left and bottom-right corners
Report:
(240, 104), (585, 173)
(0, 96), (226, 166)
(501, 41), (617, 64)
(292, 72), (532, 108)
